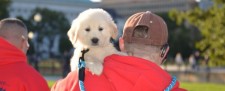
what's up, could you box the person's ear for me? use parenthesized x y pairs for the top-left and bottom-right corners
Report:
(119, 37), (125, 52)
(160, 44), (170, 64)
(21, 36), (29, 54)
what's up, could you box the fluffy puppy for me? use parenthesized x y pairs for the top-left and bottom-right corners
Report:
(68, 8), (123, 75)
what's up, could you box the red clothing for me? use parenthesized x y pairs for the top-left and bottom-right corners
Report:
(52, 54), (186, 91)
(0, 37), (50, 91)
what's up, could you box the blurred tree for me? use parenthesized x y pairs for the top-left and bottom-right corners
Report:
(158, 13), (201, 59)
(0, 0), (11, 19)
(28, 8), (71, 57)
(59, 36), (73, 54)
(169, 0), (225, 66)
(29, 8), (70, 37)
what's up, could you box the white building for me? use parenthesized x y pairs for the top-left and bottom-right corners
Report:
(9, 0), (197, 22)
(9, 0), (100, 22)
(101, 0), (197, 17)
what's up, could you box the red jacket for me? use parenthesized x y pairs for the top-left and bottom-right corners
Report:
(51, 54), (186, 91)
(0, 37), (50, 91)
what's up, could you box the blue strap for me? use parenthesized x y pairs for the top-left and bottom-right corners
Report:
(78, 49), (89, 91)
(164, 76), (177, 91)
(79, 80), (86, 91)
(78, 60), (86, 69)
(78, 59), (86, 91)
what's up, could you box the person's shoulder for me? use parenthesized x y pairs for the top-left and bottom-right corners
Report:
(52, 70), (81, 90)
(18, 63), (44, 77)
(104, 54), (160, 69)
(3, 62), (44, 79)
(103, 54), (174, 91)
(52, 70), (114, 91)
(13, 63), (49, 90)
(105, 54), (149, 63)
(1, 76), (49, 91)
(104, 54), (171, 79)
(1, 77), (25, 91)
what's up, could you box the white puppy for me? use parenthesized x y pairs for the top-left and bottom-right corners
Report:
(68, 8), (123, 75)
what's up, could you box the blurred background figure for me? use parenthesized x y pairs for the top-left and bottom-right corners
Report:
(175, 52), (183, 71)
(204, 55), (210, 82)
(29, 54), (40, 71)
(62, 49), (73, 78)
(189, 54), (196, 71)
(204, 55), (210, 69)
(194, 51), (201, 71)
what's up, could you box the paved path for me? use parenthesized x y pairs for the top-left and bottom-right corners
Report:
(161, 65), (225, 73)
(45, 76), (62, 81)
(44, 65), (225, 81)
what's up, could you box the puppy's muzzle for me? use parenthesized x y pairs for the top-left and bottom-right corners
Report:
(91, 38), (99, 45)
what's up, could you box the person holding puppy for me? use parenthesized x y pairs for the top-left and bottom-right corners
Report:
(51, 11), (186, 91)
(0, 18), (49, 91)
(116, 11), (186, 91)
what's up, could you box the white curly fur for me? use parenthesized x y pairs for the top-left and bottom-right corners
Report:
(67, 8), (125, 75)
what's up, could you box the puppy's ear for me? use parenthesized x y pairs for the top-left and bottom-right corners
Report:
(109, 21), (118, 40)
(67, 19), (79, 47)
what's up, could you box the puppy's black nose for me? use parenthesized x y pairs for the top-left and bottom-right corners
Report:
(91, 38), (99, 44)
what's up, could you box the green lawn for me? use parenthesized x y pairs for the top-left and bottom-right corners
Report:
(48, 80), (56, 88)
(180, 82), (225, 91)
(48, 81), (225, 91)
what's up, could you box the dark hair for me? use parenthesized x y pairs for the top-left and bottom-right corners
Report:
(0, 18), (27, 30)
(132, 26), (148, 38)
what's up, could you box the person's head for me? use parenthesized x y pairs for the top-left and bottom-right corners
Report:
(0, 18), (29, 54)
(119, 11), (169, 65)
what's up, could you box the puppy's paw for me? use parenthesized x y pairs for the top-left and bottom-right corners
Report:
(86, 62), (103, 75)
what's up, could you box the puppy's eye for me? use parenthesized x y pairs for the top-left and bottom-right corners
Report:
(99, 27), (103, 31)
(85, 28), (90, 32)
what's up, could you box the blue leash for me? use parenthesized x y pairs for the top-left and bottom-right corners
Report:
(78, 49), (89, 91)
(164, 76), (177, 91)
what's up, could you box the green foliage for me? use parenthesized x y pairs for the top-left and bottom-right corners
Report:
(48, 80), (55, 88)
(29, 8), (71, 54)
(0, 0), (11, 19)
(29, 8), (70, 36)
(158, 13), (200, 59)
(59, 36), (73, 53)
(169, 1), (225, 66)
(215, 0), (225, 3)
(17, 8), (71, 55)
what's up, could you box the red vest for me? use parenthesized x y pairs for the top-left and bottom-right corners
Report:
(0, 37), (49, 91)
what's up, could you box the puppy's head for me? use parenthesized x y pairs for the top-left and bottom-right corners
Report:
(67, 8), (118, 48)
